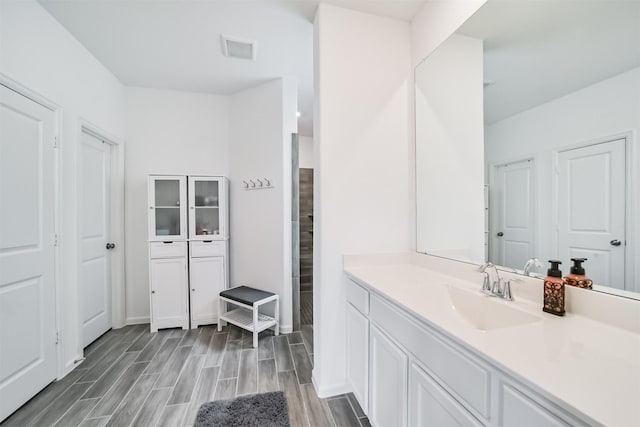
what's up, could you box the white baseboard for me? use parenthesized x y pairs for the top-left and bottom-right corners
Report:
(280, 324), (293, 334)
(312, 372), (350, 398)
(126, 316), (150, 325)
(63, 354), (84, 378)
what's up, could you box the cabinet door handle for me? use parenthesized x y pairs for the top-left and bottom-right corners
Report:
(163, 241), (173, 244)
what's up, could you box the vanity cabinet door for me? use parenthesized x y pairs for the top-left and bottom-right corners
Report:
(370, 324), (407, 427)
(409, 363), (482, 427)
(347, 303), (369, 414)
(499, 383), (570, 427)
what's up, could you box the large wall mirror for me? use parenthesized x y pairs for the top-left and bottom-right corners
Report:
(416, 0), (640, 297)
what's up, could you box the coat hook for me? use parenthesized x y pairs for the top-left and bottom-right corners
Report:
(264, 178), (271, 186)
(257, 178), (264, 187)
(243, 180), (249, 189)
(249, 179), (256, 188)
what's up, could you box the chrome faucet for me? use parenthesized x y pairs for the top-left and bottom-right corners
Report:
(523, 258), (543, 276)
(479, 262), (513, 301)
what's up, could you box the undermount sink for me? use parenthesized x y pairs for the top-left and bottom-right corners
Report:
(447, 285), (541, 331)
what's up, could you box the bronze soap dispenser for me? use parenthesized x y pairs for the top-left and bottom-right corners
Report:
(543, 260), (565, 316)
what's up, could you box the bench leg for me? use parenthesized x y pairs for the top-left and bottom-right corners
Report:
(275, 298), (280, 336)
(217, 298), (222, 332)
(253, 306), (259, 348)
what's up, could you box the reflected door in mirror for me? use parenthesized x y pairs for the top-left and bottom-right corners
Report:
(491, 159), (535, 269)
(558, 138), (626, 288)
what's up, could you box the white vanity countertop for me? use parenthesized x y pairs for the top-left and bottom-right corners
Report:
(344, 260), (640, 427)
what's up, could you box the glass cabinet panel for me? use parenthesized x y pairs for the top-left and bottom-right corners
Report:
(155, 208), (180, 236)
(194, 181), (219, 207)
(149, 176), (186, 240)
(155, 180), (180, 207)
(189, 177), (224, 239)
(194, 180), (220, 235)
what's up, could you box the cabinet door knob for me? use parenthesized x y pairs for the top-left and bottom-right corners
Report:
(610, 239), (622, 246)
(151, 290), (155, 294)
(192, 288), (195, 291)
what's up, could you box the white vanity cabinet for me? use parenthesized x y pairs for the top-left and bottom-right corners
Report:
(345, 276), (594, 427)
(409, 362), (483, 427)
(370, 324), (408, 427)
(346, 279), (370, 413)
(148, 175), (229, 332)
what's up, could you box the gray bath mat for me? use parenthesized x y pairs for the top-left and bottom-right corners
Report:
(194, 391), (290, 427)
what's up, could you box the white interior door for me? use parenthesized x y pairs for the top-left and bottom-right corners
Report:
(558, 139), (626, 288)
(80, 132), (112, 346)
(0, 85), (57, 421)
(492, 159), (535, 269)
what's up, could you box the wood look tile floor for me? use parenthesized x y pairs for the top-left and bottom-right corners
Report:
(2, 324), (369, 427)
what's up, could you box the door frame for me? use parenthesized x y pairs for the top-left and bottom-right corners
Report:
(488, 156), (538, 268)
(553, 131), (637, 292)
(76, 119), (125, 355)
(0, 73), (64, 377)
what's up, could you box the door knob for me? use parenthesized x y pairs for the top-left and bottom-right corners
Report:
(497, 232), (504, 237)
(610, 239), (622, 247)
(106, 243), (116, 250)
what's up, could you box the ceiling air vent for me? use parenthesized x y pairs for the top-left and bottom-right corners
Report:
(221, 35), (256, 61)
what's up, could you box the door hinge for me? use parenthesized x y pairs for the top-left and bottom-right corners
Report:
(53, 136), (58, 148)
(55, 331), (60, 344)
(53, 234), (59, 246)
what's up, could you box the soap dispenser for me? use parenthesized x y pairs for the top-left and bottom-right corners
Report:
(564, 258), (593, 290)
(543, 260), (565, 316)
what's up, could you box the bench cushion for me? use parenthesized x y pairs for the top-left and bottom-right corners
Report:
(220, 286), (276, 306)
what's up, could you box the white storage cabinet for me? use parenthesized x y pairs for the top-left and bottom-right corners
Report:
(148, 175), (229, 332)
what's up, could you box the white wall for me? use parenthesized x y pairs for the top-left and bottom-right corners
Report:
(299, 135), (314, 169)
(411, 0), (487, 66)
(313, 4), (411, 396)
(415, 34), (485, 262)
(408, 0), (487, 252)
(485, 67), (640, 290)
(0, 0), (125, 374)
(228, 78), (297, 332)
(124, 87), (229, 323)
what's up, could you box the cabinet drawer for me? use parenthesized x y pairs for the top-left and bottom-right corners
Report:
(346, 278), (369, 315)
(149, 241), (186, 259)
(370, 295), (491, 421)
(190, 240), (226, 258)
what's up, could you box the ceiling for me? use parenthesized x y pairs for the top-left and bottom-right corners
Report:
(38, 0), (426, 137)
(456, 0), (640, 124)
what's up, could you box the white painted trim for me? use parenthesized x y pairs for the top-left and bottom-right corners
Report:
(76, 119), (126, 359)
(312, 373), (350, 398)
(126, 316), (151, 325)
(63, 354), (83, 377)
(553, 131), (636, 293)
(279, 324), (293, 334)
(0, 73), (65, 379)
